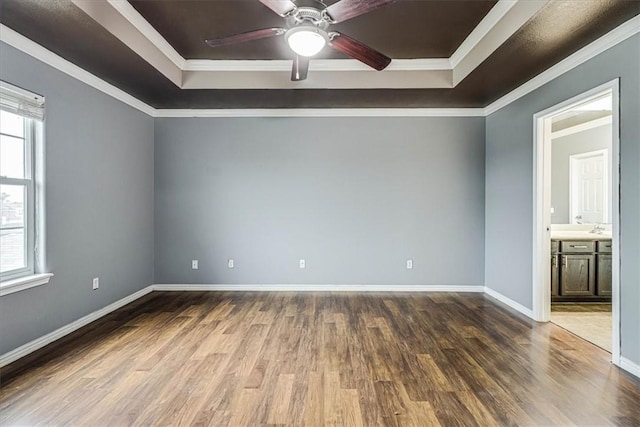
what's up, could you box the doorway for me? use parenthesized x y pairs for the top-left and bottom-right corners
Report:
(532, 80), (620, 363)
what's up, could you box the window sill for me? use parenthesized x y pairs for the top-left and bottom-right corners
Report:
(0, 273), (53, 297)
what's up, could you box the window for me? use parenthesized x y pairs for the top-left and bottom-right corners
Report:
(1, 109), (34, 278)
(0, 81), (50, 294)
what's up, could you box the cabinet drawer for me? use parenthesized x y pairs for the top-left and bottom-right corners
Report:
(551, 240), (559, 254)
(560, 241), (595, 253)
(597, 240), (612, 253)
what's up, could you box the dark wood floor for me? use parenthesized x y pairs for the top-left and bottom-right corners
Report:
(1, 292), (639, 426)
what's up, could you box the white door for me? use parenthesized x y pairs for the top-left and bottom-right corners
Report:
(570, 150), (608, 224)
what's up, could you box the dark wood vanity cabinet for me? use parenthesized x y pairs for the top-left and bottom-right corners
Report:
(551, 239), (611, 302)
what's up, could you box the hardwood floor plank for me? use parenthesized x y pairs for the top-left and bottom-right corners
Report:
(427, 391), (483, 427)
(340, 388), (364, 427)
(1, 291), (639, 426)
(415, 353), (457, 393)
(323, 370), (343, 426)
(373, 380), (407, 427)
(403, 400), (442, 427)
(303, 371), (324, 427)
(266, 374), (295, 424)
(227, 388), (261, 427)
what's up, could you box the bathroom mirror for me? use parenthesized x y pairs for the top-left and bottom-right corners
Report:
(550, 94), (613, 225)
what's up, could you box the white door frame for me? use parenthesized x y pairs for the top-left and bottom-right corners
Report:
(569, 149), (609, 224)
(532, 79), (620, 365)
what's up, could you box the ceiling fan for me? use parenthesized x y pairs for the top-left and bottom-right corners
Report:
(205, 0), (397, 81)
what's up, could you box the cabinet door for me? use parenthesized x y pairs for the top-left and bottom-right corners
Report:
(560, 254), (595, 296)
(597, 254), (612, 296)
(551, 255), (559, 296)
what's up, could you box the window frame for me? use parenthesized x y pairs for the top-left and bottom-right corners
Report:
(0, 114), (36, 281)
(0, 80), (49, 294)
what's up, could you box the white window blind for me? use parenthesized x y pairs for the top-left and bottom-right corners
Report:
(0, 81), (45, 121)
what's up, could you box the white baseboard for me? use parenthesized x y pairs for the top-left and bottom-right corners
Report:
(619, 357), (640, 379)
(152, 283), (485, 293)
(484, 286), (535, 319)
(0, 285), (154, 368)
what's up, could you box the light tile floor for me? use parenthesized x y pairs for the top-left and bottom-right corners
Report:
(551, 304), (612, 352)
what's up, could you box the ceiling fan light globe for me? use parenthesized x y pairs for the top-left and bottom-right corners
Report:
(286, 27), (327, 57)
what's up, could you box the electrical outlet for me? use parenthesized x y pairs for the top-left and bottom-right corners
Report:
(192, 260), (198, 270)
(299, 259), (306, 269)
(228, 259), (234, 269)
(406, 259), (413, 269)
(92, 277), (99, 290)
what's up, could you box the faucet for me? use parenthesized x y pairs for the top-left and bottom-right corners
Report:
(590, 223), (606, 234)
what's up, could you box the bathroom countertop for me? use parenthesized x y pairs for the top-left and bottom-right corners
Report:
(551, 231), (612, 240)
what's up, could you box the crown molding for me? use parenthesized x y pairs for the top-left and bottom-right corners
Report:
(153, 108), (486, 118)
(183, 58), (452, 72)
(551, 115), (612, 139)
(484, 14), (640, 116)
(0, 24), (156, 116)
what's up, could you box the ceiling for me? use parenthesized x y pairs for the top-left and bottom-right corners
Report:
(128, 0), (498, 60)
(0, 0), (638, 109)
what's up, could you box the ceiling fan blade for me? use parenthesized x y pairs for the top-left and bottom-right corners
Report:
(329, 32), (391, 71)
(205, 28), (285, 48)
(324, 0), (398, 23)
(291, 55), (309, 81)
(258, 0), (297, 17)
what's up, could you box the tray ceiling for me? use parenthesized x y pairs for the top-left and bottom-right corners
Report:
(0, 0), (638, 109)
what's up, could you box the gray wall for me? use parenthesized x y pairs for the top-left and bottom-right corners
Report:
(155, 117), (485, 286)
(0, 43), (154, 355)
(551, 124), (612, 224)
(485, 35), (640, 365)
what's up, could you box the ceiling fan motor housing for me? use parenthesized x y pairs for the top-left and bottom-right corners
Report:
(286, 6), (330, 29)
